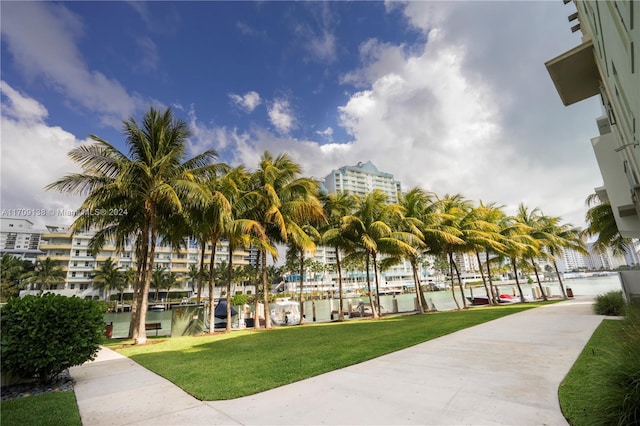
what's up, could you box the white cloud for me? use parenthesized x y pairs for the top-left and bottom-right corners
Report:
(229, 91), (262, 113)
(315, 127), (334, 141)
(267, 99), (295, 135)
(135, 36), (160, 73)
(0, 82), (85, 227)
(0, 2), (146, 127)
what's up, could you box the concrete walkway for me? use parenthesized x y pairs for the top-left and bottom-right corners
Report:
(70, 296), (604, 425)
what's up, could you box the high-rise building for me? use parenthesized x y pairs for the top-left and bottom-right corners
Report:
(546, 1), (640, 238)
(323, 161), (401, 203)
(0, 218), (44, 263)
(30, 224), (252, 299)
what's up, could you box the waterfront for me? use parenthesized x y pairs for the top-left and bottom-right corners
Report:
(104, 274), (623, 338)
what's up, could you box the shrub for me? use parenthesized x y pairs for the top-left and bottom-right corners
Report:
(231, 294), (248, 306)
(593, 302), (640, 425)
(1, 294), (106, 383)
(594, 290), (626, 316)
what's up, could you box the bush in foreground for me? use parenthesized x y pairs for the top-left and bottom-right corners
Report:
(594, 290), (626, 316)
(1, 294), (106, 383)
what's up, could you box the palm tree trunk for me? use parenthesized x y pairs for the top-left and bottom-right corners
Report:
(530, 257), (547, 301)
(136, 211), (157, 344)
(298, 249), (305, 324)
(365, 253), (378, 319)
(410, 257), (425, 313)
(511, 257), (526, 303)
(448, 251), (461, 310)
(226, 244), (233, 333)
(208, 237), (218, 335)
(451, 257), (467, 309)
(261, 249), (271, 329)
(372, 253), (382, 318)
(335, 245), (345, 321)
(476, 251), (493, 305)
(485, 250), (498, 304)
(552, 257), (568, 299)
(130, 231), (147, 339)
(197, 241), (206, 305)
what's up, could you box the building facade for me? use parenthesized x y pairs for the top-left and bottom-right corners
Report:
(323, 161), (402, 204)
(0, 218), (44, 263)
(546, 0), (640, 238)
(30, 224), (252, 299)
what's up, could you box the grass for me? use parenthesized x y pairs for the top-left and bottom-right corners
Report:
(110, 302), (551, 400)
(560, 302), (640, 425)
(0, 391), (81, 426)
(558, 319), (623, 425)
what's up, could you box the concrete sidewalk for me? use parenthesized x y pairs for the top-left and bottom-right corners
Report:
(70, 296), (603, 425)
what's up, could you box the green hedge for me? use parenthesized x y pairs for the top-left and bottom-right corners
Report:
(1, 294), (106, 383)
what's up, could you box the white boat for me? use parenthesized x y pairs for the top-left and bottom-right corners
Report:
(270, 299), (301, 325)
(149, 304), (165, 311)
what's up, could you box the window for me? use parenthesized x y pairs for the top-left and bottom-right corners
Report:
(70, 284), (75, 290)
(75, 250), (80, 256)
(71, 272), (76, 277)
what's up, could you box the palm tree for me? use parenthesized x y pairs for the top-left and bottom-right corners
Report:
(92, 257), (124, 301)
(583, 193), (631, 255)
(435, 194), (471, 309)
(187, 264), (199, 295)
(286, 223), (320, 324)
(319, 192), (356, 321)
(496, 213), (537, 303)
(342, 190), (416, 318)
(22, 257), (66, 294)
(47, 107), (217, 344)
(539, 215), (586, 299)
(247, 151), (323, 329)
(515, 204), (548, 301)
(465, 202), (507, 305)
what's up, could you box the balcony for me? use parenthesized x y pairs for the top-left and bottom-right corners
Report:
(40, 243), (73, 250)
(545, 39), (600, 106)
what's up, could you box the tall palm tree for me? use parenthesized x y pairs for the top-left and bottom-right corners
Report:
(224, 219), (268, 332)
(539, 215), (586, 299)
(247, 151), (323, 329)
(495, 213), (536, 303)
(457, 203), (505, 305)
(47, 107), (217, 344)
(472, 202), (509, 304)
(22, 257), (66, 294)
(92, 257), (124, 301)
(287, 223), (320, 324)
(515, 204), (548, 301)
(583, 193), (631, 255)
(319, 192), (356, 321)
(435, 194), (471, 309)
(342, 190), (416, 318)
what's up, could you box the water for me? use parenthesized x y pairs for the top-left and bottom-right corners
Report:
(104, 274), (623, 338)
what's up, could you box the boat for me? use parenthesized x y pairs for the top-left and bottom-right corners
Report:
(149, 304), (165, 311)
(466, 294), (522, 305)
(270, 299), (301, 325)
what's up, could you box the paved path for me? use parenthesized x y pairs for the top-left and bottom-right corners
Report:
(70, 297), (603, 425)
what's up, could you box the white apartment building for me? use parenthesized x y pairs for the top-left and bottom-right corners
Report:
(323, 161), (402, 204)
(546, 0), (640, 238)
(31, 224), (252, 299)
(0, 218), (44, 263)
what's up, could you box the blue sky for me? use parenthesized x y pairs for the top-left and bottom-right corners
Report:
(1, 1), (604, 229)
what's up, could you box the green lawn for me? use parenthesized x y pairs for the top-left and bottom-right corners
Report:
(0, 391), (81, 426)
(559, 319), (624, 425)
(112, 303), (548, 400)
